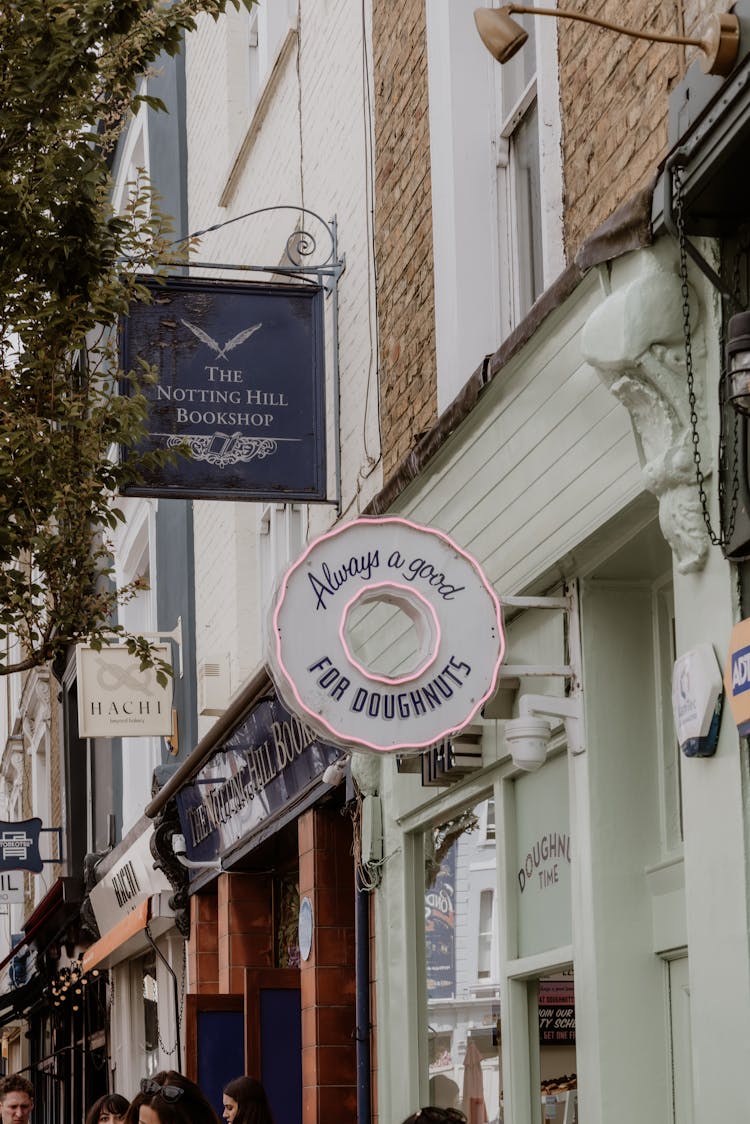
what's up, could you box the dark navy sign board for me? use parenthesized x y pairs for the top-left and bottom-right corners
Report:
(119, 276), (327, 501)
(175, 694), (341, 865)
(0, 819), (43, 874)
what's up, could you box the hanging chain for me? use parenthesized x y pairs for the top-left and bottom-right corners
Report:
(146, 923), (186, 1058)
(673, 162), (740, 548)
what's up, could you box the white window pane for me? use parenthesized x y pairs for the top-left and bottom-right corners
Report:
(513, 99), (543, 316)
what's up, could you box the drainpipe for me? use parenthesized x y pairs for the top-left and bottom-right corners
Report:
(355, 871), (371, 1124)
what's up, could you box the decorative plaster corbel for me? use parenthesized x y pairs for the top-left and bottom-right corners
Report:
(582, 260), (710, 573)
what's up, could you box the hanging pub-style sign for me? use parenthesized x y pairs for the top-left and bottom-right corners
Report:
(0, 819), (44, 874)
(76, 644), (174, 738)
(119, 276), (327, 502)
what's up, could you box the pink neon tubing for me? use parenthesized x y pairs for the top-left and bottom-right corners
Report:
(271, 516), (506, 754)
(338, 581), (442, 685)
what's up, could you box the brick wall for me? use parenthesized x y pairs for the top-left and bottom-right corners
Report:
(559, 0), (735, 260)
(188, 892), (220, 993)
(559, 1), (679, 259)
(372, 0), (438, 478)
(298, 807), (357, 1124)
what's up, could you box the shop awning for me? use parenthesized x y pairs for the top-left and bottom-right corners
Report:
(82, 898), (150, 973)
(0, 975), (44, 1029)
(81, 892), (175, 973)
(0, 877), (82, 975)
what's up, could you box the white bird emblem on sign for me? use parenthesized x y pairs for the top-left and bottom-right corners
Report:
(181, 319), (262, 360)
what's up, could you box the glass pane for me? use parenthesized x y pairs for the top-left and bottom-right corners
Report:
(477, 890), (494, 979)
(423, 799), (502, 1121)
(142, 952), (159, 1077)
(275, 869), (300, 968)
(514, 100), (544, 317)
(538, 972), (577, 1123)
(485, 798), (496, 842)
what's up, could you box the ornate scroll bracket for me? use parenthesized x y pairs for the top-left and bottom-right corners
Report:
(582, 255), (710, 573)
(175, 204), (345, 288)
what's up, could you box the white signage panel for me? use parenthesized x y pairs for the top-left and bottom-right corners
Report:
(89, 828), (172, 933)
(76, 644), (173, 738)
(268, 517), (505, 753)
(515, 752), (572, 959)
(0, 873), (24, 905)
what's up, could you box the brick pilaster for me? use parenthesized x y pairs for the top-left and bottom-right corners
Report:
(299, 807), (357, 1124)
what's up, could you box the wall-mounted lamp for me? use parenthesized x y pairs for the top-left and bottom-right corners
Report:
(474, 6), (740, 77)
(504, 693), (584, 771)
(726, 311), (750, 415)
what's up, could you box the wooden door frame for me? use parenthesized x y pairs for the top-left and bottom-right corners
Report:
(185, 992), (244, 1083)
(243, 968), (300, 1074)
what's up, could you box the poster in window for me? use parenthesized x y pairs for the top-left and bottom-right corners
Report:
(425, 843), (456, 999)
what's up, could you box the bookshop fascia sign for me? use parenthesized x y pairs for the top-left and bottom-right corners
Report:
(268, 517), (505, 754)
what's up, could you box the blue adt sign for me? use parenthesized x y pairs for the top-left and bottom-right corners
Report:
(731, 644), (750, 696)
(120, 276), (327, 502)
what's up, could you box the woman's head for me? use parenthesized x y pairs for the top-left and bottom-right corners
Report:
(126, 1073), (220, 1124)
(86, 1095), (130, 1124)
(222, 1076), (273, 1124)
(401, 1110), (467, 1124)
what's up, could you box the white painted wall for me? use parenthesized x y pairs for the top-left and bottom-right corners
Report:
(369, 239), (750, 1123)
(184, 0), (382, 707)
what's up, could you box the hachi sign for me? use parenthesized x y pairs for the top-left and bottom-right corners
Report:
(76, 644), (173, 738)
(268, 517), (505, 753)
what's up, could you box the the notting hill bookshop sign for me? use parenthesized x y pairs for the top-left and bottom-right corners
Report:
(175, 695), (340, 866)
(119, 276), (327, 502)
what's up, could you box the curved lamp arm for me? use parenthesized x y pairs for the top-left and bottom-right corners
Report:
(474, 5), (740, 76)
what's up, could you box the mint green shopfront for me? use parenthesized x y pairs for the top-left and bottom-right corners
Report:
(353, 241), (750, 1124)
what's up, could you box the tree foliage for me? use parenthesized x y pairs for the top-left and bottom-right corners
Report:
(0, 0), (250, 676)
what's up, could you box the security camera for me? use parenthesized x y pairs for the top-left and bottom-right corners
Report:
(322, 756), (349, 786)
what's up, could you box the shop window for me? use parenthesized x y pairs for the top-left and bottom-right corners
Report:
(274, 869), (300, 969)
(535, 972), (577, 1124)
(481, 797), (496, 844)
(494, 8), (561, 336)
(142, 952), (159, 1077)
(423, 800), (502, 1119)
(477, 890), (494, 980)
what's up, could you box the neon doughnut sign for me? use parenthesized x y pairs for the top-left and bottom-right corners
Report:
(268, 517), (505, 754)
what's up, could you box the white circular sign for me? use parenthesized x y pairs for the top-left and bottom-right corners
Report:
(299, 896), (313, 961)
(268, 517), (505, 753)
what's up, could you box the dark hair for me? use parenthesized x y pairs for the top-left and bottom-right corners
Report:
(222, 1076), (274, 1124)
(0, 1076), (34, 1101)
(401, 1110), (467, 1124)
(125, 1073), (220, 1124)
(85, 1094), (130, 1124)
